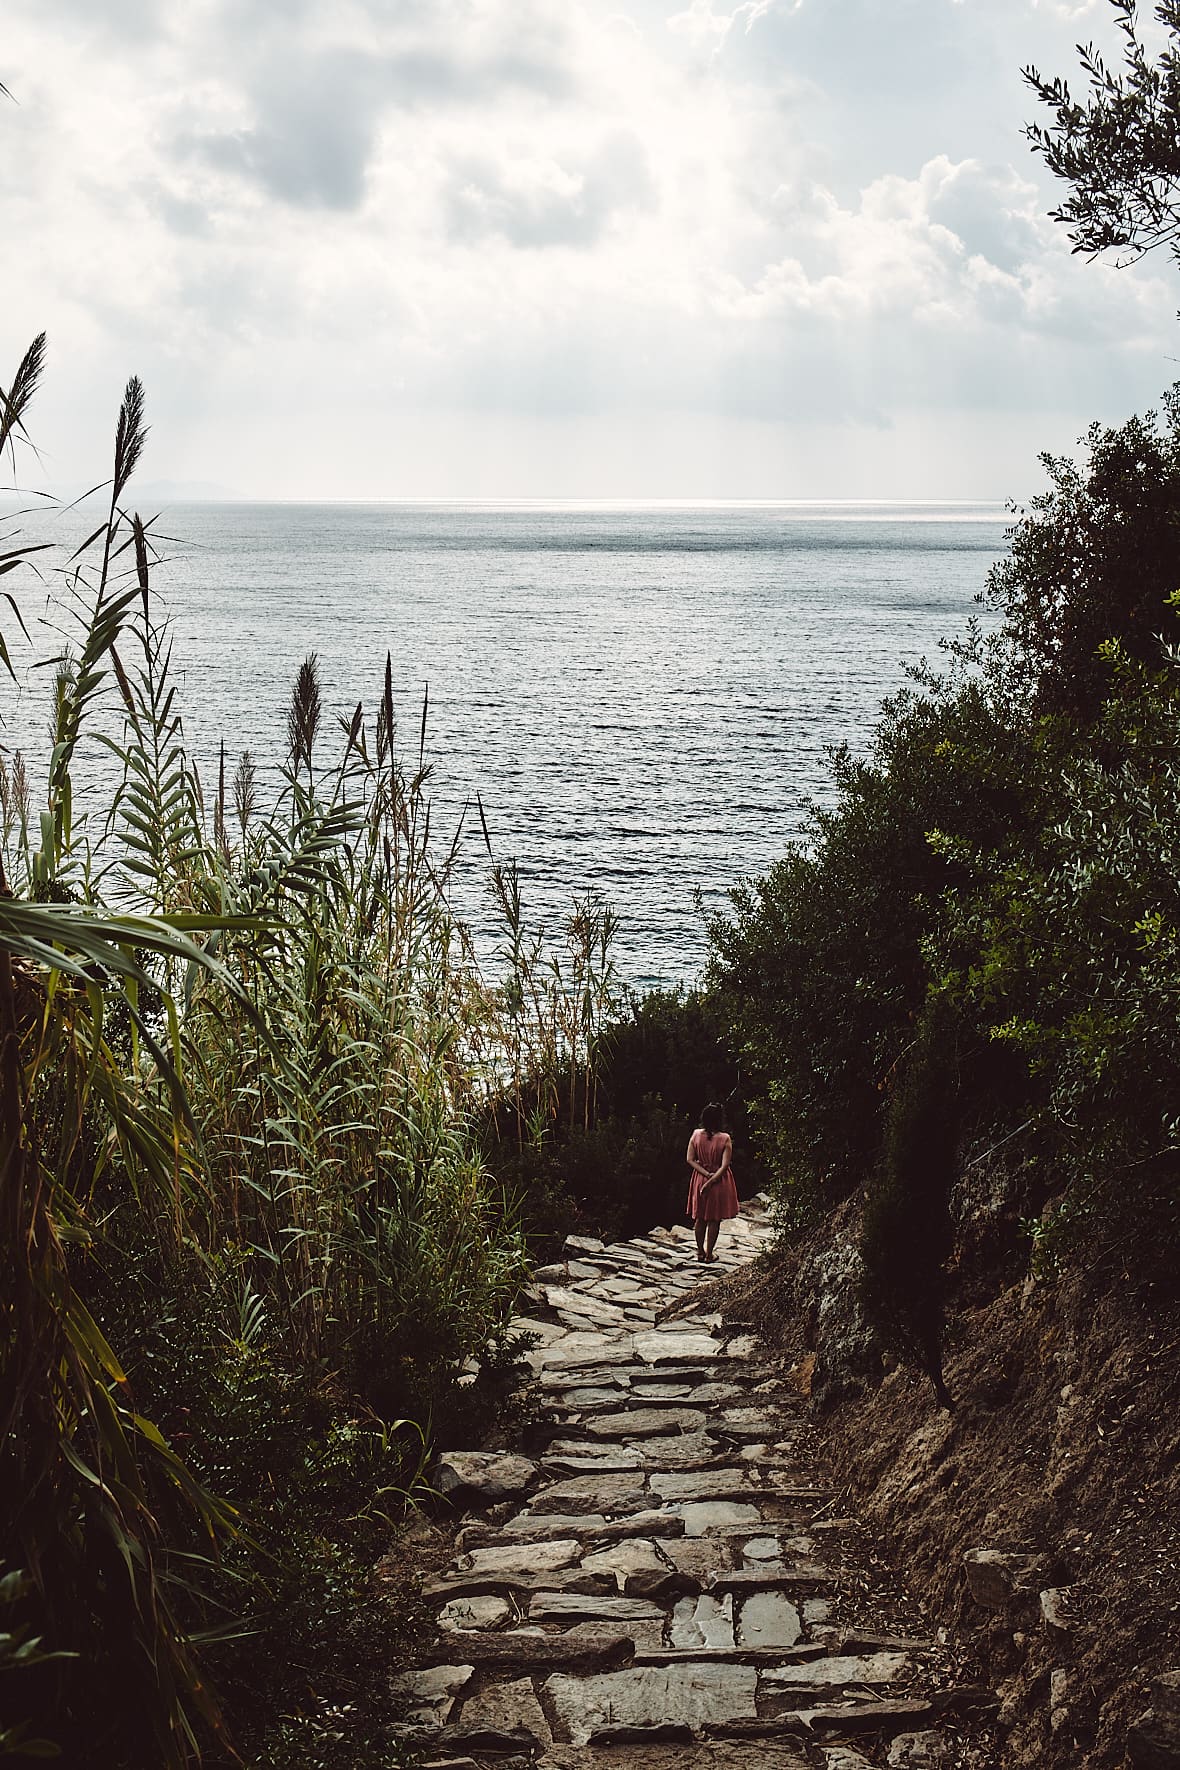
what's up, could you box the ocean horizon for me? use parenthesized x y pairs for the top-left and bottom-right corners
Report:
(1, 499), (1009, 988)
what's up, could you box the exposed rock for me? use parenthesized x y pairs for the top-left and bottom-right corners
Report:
(760, 1652), (910, 1692)
(544, 1662), (759, 1746)
(390, 1663), (474, 1726)
(681, 1500), (763, 1537)
(1049, 1666), (1070, 1732)
(528, 1592), (665, 1623)
(887, 1731), (949, 1767)
(458, 1539), (582, 1577)
(962, 1547), (1043, 1609)
(455, 1677), (552, 1748)
(1129, 1673), (1180, 1769)
(563, 1234), (605, 1254)
(434, 1450), (539, 1502)
(1040, 1585), (1075, 1648)
(583, 1406), (707, 1439)
(421, 1629), (635, 1671)
(527, 1474), (649, 1515)
(669, 1592), (735, 1649)
(437, 1594), (513, 1632)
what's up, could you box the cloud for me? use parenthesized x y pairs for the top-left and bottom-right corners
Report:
(2, 0), (1177, 498)
(444, 131), (656, 247)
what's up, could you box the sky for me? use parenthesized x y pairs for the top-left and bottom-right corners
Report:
(3, 0), (1178, 500)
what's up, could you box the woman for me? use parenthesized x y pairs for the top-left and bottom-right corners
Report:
(686, 1101), (740, 1262)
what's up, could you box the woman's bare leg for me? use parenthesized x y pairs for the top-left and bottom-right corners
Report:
(704, 1220), (720, 1260)
(694, 1218), (707, 1259)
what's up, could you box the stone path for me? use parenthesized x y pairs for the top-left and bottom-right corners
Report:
(395, 1198), (965, 1770)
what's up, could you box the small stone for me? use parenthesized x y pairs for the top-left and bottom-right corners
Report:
(738, 1591), (803, 1648)
(579, 1539), (668, 1589)
(803, 1598), (832, 1629)
(669, 1592), (735, 1649)
(962, 1548), (1041, 1609)
(390, 1663), (474, 1726)
(1040, 1586), (1075, 1647)
(434, 1451), (539, 1502)
(437, 1595), (512, 1632)
(563, 1234), (605, 1254)
(823, 1751), (875, 1770)
(1154, 1672), (1180, 1723)
(743, 1537), (783, 1561)
(887, 1731), (948, 1767)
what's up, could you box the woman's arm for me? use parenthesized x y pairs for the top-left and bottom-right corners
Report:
(708, 1133), (733, 1182)
(686, 1131), (713, 1180)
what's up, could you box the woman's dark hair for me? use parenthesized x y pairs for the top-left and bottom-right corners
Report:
(701, 1101), (725, 1136)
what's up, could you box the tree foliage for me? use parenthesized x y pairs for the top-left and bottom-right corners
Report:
(710, 383), (1180, 1381)
(1025, 0), (1180, 265)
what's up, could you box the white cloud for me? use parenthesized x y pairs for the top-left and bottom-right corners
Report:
(1, 0), (1177, 496)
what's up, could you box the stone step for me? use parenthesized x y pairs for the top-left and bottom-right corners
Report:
(393, 1206), (982, 1766)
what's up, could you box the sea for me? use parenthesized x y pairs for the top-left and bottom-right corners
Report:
(0, 501), (1010, 990)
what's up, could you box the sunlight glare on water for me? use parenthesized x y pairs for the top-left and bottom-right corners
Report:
(0, 500), (1008, 989)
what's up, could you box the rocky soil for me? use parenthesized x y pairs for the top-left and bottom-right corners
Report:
(731, 1196), (1180, 1770)
(392, 1200), (1002, 1770)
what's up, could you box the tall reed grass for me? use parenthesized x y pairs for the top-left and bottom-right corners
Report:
(0, 338), (625, 1764)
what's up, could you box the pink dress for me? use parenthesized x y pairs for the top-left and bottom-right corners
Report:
(686, 1129), (740, 1223)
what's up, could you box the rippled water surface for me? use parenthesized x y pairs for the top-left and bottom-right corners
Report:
(3, 501), (1008, 986)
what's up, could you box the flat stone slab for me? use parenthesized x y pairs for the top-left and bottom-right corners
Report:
(541, 1451), (647, 1476)
(533, 1336), (637, 1370)
(633, 1332), (722, 1364)
(736, 1591), (803, 1648)
(782, 1699), (937, 1736)
(660, 1539), (739, 1579)
(670, 1593), (734, 1650)
(488, 1513), (611, 1543)
(455, 1676), (552, 1747)
(459, 1539), (583, 1576)
(682, 1501), (763, 1537)
(438, 1594), (513, 1632)
(421, 1629), (634, 1670)
(391, 1663), (474, 1725)
(712, 1568), (830, 1595)
(528, 1474), (649, 1514)
(434, 1451), (539, 1501)
(579, 1539), (671, 1590)
(529, 1592), (666, 1623)
(584, 1408), (706, 1439)
(426, 1569), (616, 1601)
(545, 1662), (760, 1746)
(636, 1432), (718, 1468)
(651, 1469), (759, 1504)
(550, 1386), (628, 1408)
(742, 1537), (783, 1562)
(760, 1652), (911, 1692)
